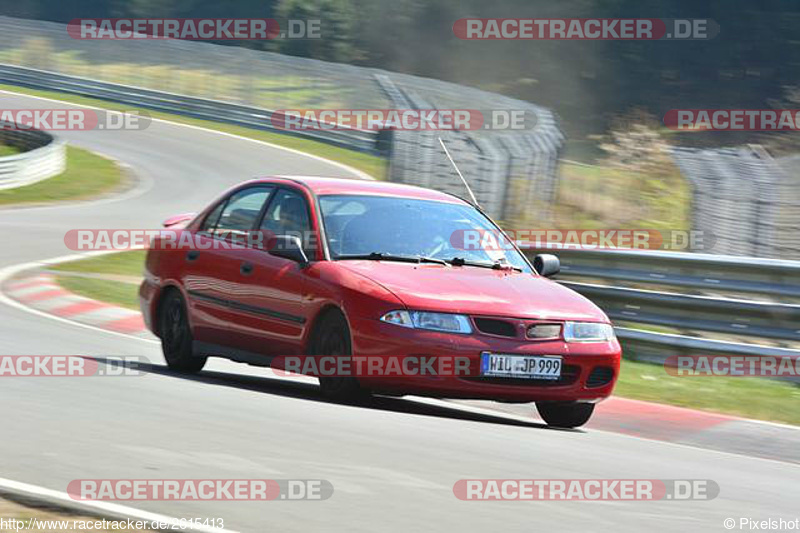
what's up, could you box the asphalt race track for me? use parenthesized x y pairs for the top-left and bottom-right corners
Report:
(1, 91), (798, 532)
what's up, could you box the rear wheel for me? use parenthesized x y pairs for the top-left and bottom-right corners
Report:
(159, 290), (206, 373)
(536, 401), (595, 428)
(314, 311), (368, 402)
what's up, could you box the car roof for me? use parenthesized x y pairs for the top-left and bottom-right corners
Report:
(243, 176), (468, 204)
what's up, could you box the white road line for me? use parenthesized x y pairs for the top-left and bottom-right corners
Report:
(0, 477), (236, 533)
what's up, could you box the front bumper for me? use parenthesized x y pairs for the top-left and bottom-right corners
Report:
(348, 315), (621, 402)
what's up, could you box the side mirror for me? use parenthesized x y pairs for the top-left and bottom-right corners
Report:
(534, 254), (560, 277)
(269, 235), (309, 266)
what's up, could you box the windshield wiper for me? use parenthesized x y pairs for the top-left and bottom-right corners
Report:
(336, 252), (448, 265)
(448, 257), (522, 271)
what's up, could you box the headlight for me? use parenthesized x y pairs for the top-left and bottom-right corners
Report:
(563, 322), (615, 343)
(380, 310), (473, 334)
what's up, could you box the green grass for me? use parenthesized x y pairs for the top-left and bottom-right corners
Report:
(0, 144), (21, 157)
(0, 145), (124, 206)
(56, 275), (140, 310)
(51, 250), (146, 278)
(0, 84), (387, 180)
(52, 250), (145, 309)
(551, 161), (690, 230)
(616, 359), (800, 425)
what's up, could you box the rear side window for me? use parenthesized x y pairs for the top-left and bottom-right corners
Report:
(205, 186), (273, 239)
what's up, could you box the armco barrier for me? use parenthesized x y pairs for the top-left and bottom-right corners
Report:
(522, 246), (800, 364)
(0, 124), (65, 190)
(526, 246), (800, 297)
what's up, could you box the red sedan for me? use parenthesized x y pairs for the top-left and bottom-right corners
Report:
(140, 176), (621, 428)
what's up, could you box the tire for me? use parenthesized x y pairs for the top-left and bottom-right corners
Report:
(536, 401), (595, 428)
(313, 310), (368, 402)
(159, 289), (206, 373)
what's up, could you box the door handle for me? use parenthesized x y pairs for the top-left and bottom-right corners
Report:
(186, 250), (199, 262)
(240, 262), (254, 275)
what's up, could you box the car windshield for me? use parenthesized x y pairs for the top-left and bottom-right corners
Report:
(319, 194), (532, 272)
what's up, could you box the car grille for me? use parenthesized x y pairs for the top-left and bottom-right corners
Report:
(473, 317), (517, 338)
(586, 366), (615, 388)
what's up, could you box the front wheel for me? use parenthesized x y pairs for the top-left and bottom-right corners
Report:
(536, 401), (595, 428)
(159, 290), (206, 373)
(314, 311), (368, 402)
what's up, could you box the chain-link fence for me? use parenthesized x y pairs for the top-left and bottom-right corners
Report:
(0, 17), (388, 111)
(375, 74), (563, 223)
(0, 16), (563, 223)
(672, 145), (800, 259)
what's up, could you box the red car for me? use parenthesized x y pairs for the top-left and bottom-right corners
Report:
(140, 176), (621, 428)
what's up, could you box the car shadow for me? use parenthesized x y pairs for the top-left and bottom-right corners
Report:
(90, 356), (578, 432)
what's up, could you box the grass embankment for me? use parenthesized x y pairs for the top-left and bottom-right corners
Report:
(616, 359), (800, 426)
(553, 161), (690, 231)
(0, 146), (124, 206)
(52, 250), (146, 310)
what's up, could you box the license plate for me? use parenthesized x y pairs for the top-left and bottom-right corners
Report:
(480, 352), (562, 380)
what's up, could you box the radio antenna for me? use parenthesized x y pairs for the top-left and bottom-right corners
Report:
(439, 137), (480, 208)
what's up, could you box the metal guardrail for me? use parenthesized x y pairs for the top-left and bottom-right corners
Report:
(0, 64), (379, 155)
(565, 282), (800, 341)
(0, 124), (65, 190)
(522, 246), (800, 363)
(527, 245), (800, 297)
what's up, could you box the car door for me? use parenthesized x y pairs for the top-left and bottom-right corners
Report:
(220, 186), (319, 356)
(182, 185), (275, 351)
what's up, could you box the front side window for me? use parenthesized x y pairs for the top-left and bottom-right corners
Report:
(260, 188), (316, 259)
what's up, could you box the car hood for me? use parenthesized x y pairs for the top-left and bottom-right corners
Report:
(336, 261), (608, 322)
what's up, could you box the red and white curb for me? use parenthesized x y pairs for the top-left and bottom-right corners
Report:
(3, 273), (151, 338)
